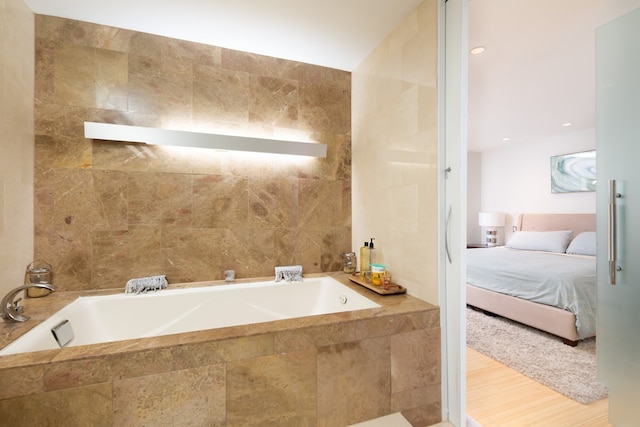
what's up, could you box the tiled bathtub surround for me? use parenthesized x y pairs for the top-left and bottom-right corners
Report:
(34, 15), (352, 291)
(0, 274), (441, 426)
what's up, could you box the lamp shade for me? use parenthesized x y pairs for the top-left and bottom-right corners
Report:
(478, 212), (505, 227)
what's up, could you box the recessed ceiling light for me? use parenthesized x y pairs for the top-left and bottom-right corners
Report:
(562, 122), (572, 127)
(470, 46), (486, 55)
(502, 137), (510, 142)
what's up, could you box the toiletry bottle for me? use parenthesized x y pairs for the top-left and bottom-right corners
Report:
(371, 263), (385, 286)
(368, 238), (375, 266)
(359, 241), (370, 278)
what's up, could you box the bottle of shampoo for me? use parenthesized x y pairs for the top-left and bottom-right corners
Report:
(360, 238), (375, 279)
(360, 241), (370, 278)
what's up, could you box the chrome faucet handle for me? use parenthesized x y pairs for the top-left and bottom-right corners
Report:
(12, 298), (24, 314)
(2, 299), (29, 322)
(1, 283), (56, 323)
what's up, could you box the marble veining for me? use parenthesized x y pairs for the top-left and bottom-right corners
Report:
(33, 14), (352, 290)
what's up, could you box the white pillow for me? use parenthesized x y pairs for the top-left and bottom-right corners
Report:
(506, 230), (573, 253)
(566, 231), (597, 256)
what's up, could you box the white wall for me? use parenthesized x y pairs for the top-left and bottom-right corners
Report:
(469, 127), (596, 244)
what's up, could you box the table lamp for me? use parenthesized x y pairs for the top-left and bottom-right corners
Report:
(478, 212), (505, 247)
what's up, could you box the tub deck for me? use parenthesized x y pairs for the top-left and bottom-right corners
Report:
(0, 272), (434, 366)
(0, 273), (441, 426)
(1, 276), (380, 355)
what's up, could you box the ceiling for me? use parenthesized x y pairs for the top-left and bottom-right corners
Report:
(468, 0), (640, 151)
(24, 0), (422, 72)
(24, 0), (640, 152)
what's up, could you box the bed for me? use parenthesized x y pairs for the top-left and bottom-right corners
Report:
(466, 213), (596, 346)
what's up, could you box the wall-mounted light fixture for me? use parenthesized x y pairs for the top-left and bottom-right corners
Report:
(478, 212), (505, 247)
(84, 122), (327, 158)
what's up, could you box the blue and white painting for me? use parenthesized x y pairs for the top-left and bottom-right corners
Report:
(550, 150), (596, 193)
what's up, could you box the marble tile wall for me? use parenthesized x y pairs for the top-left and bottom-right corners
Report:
(0, 275), (441, 426)
(0, 0), (34, 298)
(33, 15), (352, 291)
(352, 0), (439, 304)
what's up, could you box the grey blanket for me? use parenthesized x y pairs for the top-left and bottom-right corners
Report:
(466, 247), (596, 338)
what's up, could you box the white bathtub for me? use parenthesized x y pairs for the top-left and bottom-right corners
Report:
(0, 276), (379, 356)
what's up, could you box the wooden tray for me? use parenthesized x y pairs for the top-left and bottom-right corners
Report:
(348, 274), (407, 295)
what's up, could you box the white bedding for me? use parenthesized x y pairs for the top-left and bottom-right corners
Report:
(466, 247), (597, 338)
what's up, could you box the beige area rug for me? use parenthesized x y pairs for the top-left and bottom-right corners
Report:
(466, 307), (608, 404)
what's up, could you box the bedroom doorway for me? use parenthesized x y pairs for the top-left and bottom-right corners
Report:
(464, 1), (640, 425)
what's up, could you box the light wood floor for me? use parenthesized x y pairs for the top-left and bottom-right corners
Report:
(467, 348), (611, 427)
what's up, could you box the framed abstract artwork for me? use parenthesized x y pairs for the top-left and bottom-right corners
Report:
(550, 150), (596, 193)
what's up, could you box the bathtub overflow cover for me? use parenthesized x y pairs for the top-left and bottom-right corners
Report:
(339, 295), (348, 304)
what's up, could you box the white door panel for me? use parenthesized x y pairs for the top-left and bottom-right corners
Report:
(596, 8), (640, 425)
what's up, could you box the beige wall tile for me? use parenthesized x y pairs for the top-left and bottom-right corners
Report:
(54, 45), (128, 110)
(299, 81), (351, 134)
(227, 350), (317, 425)
(0, 365), (43, 400)
(192, 65), (250, 125)
(127, 172), (192, 226)
(402, 400), (442, 427)
(44, 357), (111, 391)
(295, 226), (351, 273)
(249, 75), (299, 127)
(113, 365), (225, 426)
(221, 227), (276, 278)
(92, 226), (163, 288)
(352, 0), (439, 304)
(298, 178), (345, 226)
(317, 337), (391, 426)
(129, 32), (211, 61)
(274, 320), (359, 352)
(161, 227), (224, 282)
(0, 383), (112, 426)
(192, 174), (249, 227)
(174, 334), (274, 366)
(248, 178), (298, 226)
(391, 328), (441, 393)
(0, 0), (34, 297)
(353, 313), (434, 341)
(222, 49), (302, 82)
(108, 347), (175, 380)
(92, 140), (164, 173)
(128, 53), (194, 118)
(34, 233), (93, 291)
(393, 383), (441, 423)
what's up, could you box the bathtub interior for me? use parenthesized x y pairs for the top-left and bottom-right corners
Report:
(0, 276), (380, 356)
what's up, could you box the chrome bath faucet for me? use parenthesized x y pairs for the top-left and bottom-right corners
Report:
(1, 283), (56, 323)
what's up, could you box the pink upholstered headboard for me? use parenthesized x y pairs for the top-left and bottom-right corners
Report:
(518, 213), (596, 236)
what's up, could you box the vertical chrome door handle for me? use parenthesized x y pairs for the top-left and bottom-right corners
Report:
(445, 205), (452, 263)
(444, 166), (453, 264)
(608, 180), (622, 285)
